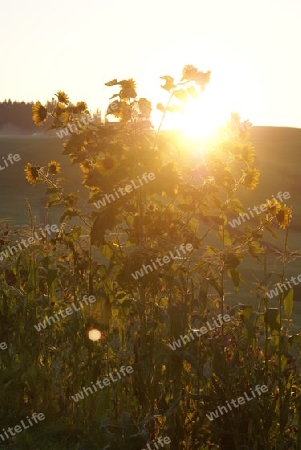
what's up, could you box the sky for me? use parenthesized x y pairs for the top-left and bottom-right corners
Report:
(1, 0), (301, 131)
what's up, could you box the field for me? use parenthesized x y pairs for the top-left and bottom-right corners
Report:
(0, 126), (301, 449)
(1, 127), (301, 330)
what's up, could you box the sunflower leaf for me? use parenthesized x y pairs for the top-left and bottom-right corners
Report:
(283, 288), (294, 317)
(105, 79), (118, 86)
(173, 89), (187, 103)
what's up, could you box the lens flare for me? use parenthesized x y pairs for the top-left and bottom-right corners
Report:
(88, 329), (102, 341)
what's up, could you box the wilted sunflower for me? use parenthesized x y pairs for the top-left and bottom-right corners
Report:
(55, 91), (69, 105)
(48, 160), (61, 175)
(276, 205), (292, 229)
(32, 102), (47, 126)
(97, 155), (118, 176)
(24, 163), (40, 185)
(242, 168), (260, 189)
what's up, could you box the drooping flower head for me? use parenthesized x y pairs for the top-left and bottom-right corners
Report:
(32, 102), (47, 126)
(276, 205), (292, 229)
(24, 163), (41, 185)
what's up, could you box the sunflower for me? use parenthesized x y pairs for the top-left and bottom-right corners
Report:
(80, 160), (92, 173)
(119, 79), (137, 99)
(96, 155), (118, 176)
(55, 91), (69, 105)
(75, 101), (88, 113)
(241, 168), (260, 189)
(24, 163), (40, 185)
(181, 65), (198, 81)
(32, 102), (47, 126)
(241, 144), (255, 164)
(53, 102), (67, 120)
(47, 160), (61, 175)
(194, 70), (211, 90)
(276, 205), (292, 229)
(264, 198), (282, 215)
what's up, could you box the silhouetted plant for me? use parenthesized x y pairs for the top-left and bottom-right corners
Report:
(0, 65), (299, 449)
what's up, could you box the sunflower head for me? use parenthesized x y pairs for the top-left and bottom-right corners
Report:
(52, 102), (68, 123)
(276, 205), (292, 229)
(264, 199), (282, 215)
(119, 79), (137, 99)
(80, 160), (93, 173)
(32, 102), (47, 126)
(73, 102), (88, 114)
(96, 155), (118, 176)
(55, 91), (69, 105)
(48, 160), (61, 175)
(242, 168), (260, 190)
(181, 65), (198, 81)
(24, 163), (41, 185)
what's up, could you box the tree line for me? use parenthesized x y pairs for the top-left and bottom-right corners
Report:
(0, 99), (53, 134)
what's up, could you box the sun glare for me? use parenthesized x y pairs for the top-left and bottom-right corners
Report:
(150, 60), (254, 149)
(168, 86), (233, 140)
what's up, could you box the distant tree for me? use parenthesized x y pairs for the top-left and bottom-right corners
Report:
(0, 100), (47, 134)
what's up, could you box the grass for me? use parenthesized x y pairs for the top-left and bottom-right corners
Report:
(0, 135), (83, 225)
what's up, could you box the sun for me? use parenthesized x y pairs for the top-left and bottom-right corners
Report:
(168, 87), (232, 140)
(150, 59), (255, 148)
(150, 85), (235, 158)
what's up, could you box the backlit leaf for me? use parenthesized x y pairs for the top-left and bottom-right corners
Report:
(105, 79), (118, 86)
(187, 85), (198, 98)
(283, 288), (294, 317)
(173, 89), (187, 103)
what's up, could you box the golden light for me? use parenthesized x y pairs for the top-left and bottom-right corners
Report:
(150, 59), (256, 149)
(88, 328), (102, 341)
(166, 87), (231, 141)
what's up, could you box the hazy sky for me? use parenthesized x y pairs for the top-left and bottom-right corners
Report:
(1, 0), (300, 130)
